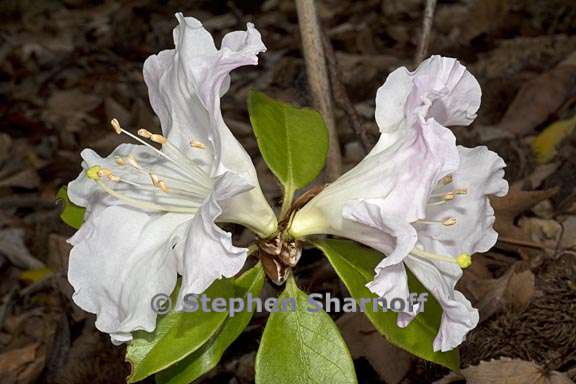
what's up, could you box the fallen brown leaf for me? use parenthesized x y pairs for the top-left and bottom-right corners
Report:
(0, 228), (45, 270)
(457, 0), (510, 43)
(0, 343), (45, 384)
(43, 89), (100, 132)
(0, 169), (40, 189)
(504, 269), (536, 312)
(337, 312), (411, 384)
(492, 51), (576, 137)
(461, 264), (536, 321)
(518, 218), (562, 251)
(560, 215), (576, 250)
(527, 162), (562, 189)
(492, 182), (559, 243)
(435, 357), (574, 384)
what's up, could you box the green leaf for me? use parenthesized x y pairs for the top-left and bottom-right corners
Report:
(248, 90), (329, 213)
(127, 279), (234, 383)
(156, 264), (265, 384)
(255, 275), (357, 384)
(57, 186), (85, 229)
(314, 239), (460, 372)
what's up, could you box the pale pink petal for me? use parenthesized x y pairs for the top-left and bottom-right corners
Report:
(67, 206), (190, 344)
(143, 13), (275, 236)
(415, 145), (508, 256)
(291, 114), (459, 239)
(375, 55), (481, 132)
(395, 145), (507, 349)
(404, 256), (479, 352)
(175, 172), (253, 308)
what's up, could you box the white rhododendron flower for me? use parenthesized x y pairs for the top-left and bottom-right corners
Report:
(66, 14), (276, 344)
(290, 56), (509, 352)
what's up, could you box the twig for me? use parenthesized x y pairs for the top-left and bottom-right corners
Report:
(553, 223), (565, 259)
(0, 287), (18, 329)
(415, 0), (437, 65)
(497, 236), (555, 251)
(321, 31), (371, 153)
(295, 0), (342, 181)
(20, 272), (62, 297)
(0, 194), (54, 209)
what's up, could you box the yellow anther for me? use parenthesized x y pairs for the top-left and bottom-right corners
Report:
(111, 118), (122, 134)
(86, 166), (102, 180)
(149, 173), (160, 187)
(158, 180), (169, 193)
(97, 168), (113, 178)
(443, 192), (455, 201)
(150, 134), (167, 144)
(190, 140), (206, 149)
(108, 175), (120, 182)
(443, 217), (457, 226)
(114, 156), (126, 166)
(126, 154), (140, 169)
(441, 175), (453, 185)
(454, 188), (468, 195)
(137, 129), (152, 139)
(457, 253), (472, 269)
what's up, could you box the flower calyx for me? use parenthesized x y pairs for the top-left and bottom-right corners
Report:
(257, 232), (302, 286)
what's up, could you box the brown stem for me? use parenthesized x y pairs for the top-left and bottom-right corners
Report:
(415, 0), (437, 65)
(497, 236), (554, 250)
(321, 31), (371, 153)
(295, 0), (342, 181)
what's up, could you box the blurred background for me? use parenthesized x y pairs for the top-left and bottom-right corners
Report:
(0, 0), (575, 383)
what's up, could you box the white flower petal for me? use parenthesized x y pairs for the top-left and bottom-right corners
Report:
(67, 205), (190, 344)
(66, 14), (278, 345)
(342, 200), (418, 319)
(291, 115), (459, 238)
(369, 263), (410, 312)
(343, 199), (418, 265)
(143, 13), (275, 236)
(143, 15), (215, 154)
(143, 14), (264, 160)
(291, 56), (481, 240)
(376, 55), (481, 132)
(393, 145), (506, 350)
(374, 68), (415, 133)
(175, 172), (253, 308)
(415, 145), (509, 256)
(404, 256), (479, 352)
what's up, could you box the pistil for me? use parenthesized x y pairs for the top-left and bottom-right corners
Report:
(410, 247), (472, 269)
